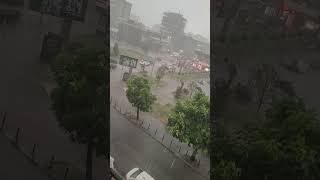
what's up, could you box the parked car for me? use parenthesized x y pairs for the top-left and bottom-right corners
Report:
(139, 60), (151, 66)
(126, 168), (154, 180)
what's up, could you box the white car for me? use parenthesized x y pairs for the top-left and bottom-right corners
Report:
(140, 60), (151, 66)
(126, 168), (154, 180)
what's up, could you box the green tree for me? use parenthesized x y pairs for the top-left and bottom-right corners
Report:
(174, 80), (189, 99)
(188, 81), (198, 97)
(213, 160), (239, 180)
(51, 44), (107, 180)
(168, 92), (209, 161)
(113, 42), (119, 56)
(212, 97), (320, 180)
(249, 64), (278, 113)
(126, 75), (156, 120)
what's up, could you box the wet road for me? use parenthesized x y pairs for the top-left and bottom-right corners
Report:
(0, 1), (107, 179)
(0, 134), (51, 180)
(110, 107), (208, 180)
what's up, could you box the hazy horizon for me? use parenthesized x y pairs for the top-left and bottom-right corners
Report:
(127, 0), (210, 40)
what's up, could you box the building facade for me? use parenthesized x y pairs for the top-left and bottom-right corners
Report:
(161, 12), (186, 37)
(110, 0), (132, 28)
(117, 20), (143, 46)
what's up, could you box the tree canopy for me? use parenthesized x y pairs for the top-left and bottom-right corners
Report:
(51, 43), (107, 180)
(126, 75), (156, 120)
(156, 65), (166, 82)
(211, 96), (320, 180)
(168, 92), (210, 160)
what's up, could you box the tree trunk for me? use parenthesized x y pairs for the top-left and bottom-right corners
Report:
(179, 65), (183, 74)
(136, 107), (140, 120)
(257, 94), (264, 113)
(257, 75), (270, 113)
(190, 148), (198, 161)
(86, 140), (93, 180)
(150, 62), (155, 77)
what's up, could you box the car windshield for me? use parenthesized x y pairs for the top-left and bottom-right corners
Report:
(131, 169), (143, 178)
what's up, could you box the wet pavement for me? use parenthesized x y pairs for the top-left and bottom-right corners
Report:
(0, 134), (51, 180)
(110, 107), (208, 180)
(0, 1), (107, 179)
(110, 64), (210, 179)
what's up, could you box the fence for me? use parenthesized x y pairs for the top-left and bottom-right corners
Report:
(110, 97), (203, 169)
(0, 112), (86, 180)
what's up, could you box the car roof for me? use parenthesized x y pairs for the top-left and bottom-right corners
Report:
(136, 171), (155, 180)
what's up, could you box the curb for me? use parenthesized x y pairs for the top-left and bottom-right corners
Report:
(0, 130), (57, 180)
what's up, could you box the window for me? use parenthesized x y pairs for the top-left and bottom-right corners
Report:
(131, 169), (143, 178)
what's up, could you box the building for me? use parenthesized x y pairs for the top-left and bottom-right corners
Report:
(97, 0), (132, 35)
(170, 34), (197, 57)
(110, 0), (132, 28)
(161, 12), (187, 37)
(130, 13), (140, 22)
(142, 27), (170, 52)
(117, 20), (143, 46)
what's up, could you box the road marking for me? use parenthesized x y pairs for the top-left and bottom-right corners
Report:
(170, 159), (176, 168)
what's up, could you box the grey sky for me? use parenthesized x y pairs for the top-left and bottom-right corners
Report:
(127, 0), (210, 40)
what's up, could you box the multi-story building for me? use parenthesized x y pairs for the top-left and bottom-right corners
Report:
(117, 19), (143, 46)
(110, 0), (132, 28)
(161, 12), (186, 37)
(96, 0), (132, 35)
(170, 34), (197, 57)
(142, 27), (171, 52)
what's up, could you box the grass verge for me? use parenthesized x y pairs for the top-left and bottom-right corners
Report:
(151, 102), (174, 123)
(167, 72), (209, 81)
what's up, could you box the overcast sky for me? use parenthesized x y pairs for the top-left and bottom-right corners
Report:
(126, 0), (210, 40)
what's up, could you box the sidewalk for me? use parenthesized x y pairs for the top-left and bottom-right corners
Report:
(110, 71), (210, 179)
(0, 133), (51, 180)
